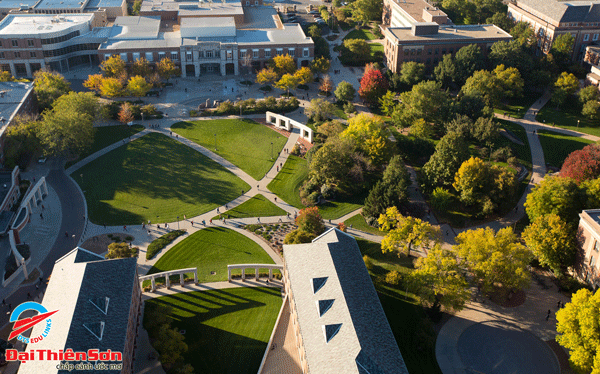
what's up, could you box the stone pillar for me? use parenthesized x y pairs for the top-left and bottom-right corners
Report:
(220, 62), (226, 76)
(166, 274), (170, 289)
(228, 267), (231, 282)
(194, 270), (198, 284)
(269, 269), (273, 280)
(30, 193), (37, 208)
(151, 276), (156, 292)
(21, 260), (28, 279)
(181, 64), (187, 77)
(255, 268), (259, 281)
(42, 178), (48, 196)
(25, 63), (32, 78)
(180, 273), (184, 286)
(195, 63), (200, 77)
(234, 60), (239, 76)
(9, 63), (15, 77)
(242, 268), (245, 281)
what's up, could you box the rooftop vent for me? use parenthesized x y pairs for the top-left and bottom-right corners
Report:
(323, 323), (342, 343)
(311, 277), (327, 294)
(89, 297), (110, 315)
(83, 321), (105, 341)
(317, 299), (334, 317)
(0, 91), (5, 98)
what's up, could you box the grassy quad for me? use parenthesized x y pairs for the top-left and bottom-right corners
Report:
(537, 129), (595, 168)
(493, 91), (539, 119)
(66, 125), (145, 168)
(73, 132), (250, 225)
(144, 287), (282, 374)
(146, 227), (276, 283)
(536, 96), (600, 137)
(171, 119), (287, 180)
(344, 28), (378, 40)
(267, 155), (308, 209)
(213, 194), (286, 220)
(344, 214), (384, 236)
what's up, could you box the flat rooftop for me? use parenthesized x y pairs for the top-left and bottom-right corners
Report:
(0, 14), (93, 36)
(238, 6), (277, 29)
(0, 81), (33, 139)
(100, 29), (180, 49)
(514, 0), (600, 23)
(109, 15), (160, 39)
(34, 0), (87, 10)
(237, 24), (312, 44)
(141, 0), (244, 16)
(85, 0), (123, 9)
(0, 0), (38, 9)
(387, 24), (512, 43)
(393, 0), (446, 23)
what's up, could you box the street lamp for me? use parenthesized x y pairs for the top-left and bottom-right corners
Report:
(177, 216), (180, 230)
(80, 173), (83, 184)
(271, 142), (273, 159)
(578, 119), (580, 128)
(214, 133), (217, 151)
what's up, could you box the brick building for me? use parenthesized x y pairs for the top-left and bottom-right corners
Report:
(382, 0), (449, 28)
(576, 210), (600, 289)
(18, 247), (142, 374)
(507, 0), (600, 61)
(0, 81), (35, 164)
(384, 23), (512, 72)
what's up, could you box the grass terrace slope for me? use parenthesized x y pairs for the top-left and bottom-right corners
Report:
(73, 132), (250, 225)
(267, 155), (308, 209)
(171, 119), (287, 180)
(537, 129), (595, 168)
(146, 227), (275, 283)
(214, 194), (286, 219)
(145, 287), (282, 374)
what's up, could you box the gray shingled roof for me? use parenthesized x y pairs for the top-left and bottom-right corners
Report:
(517, 0), (600, 23)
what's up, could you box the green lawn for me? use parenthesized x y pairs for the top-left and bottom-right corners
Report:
(318, 199), (363, 220)
(496, 119), (533, 168)
(356, 239), (442, 374)
(144, 287), (282, 374)
(73, 132), (250, 225)
(214, 194), (286, 219)
(493, 91), (540, 119)
(536, 96), (600, 137)
(146, 227), (275, 283)
(267, 155), (308, 209)
(344, 28), (377, 40)
(171, 119), (287, 180)
(537, 129), (595, 168)
(345, 214), (384, 236)
(66, 124), (145, 168)
(370, 43), (384, 61)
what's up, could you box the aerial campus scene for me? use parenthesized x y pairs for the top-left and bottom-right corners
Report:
(0, 0), (599, 372)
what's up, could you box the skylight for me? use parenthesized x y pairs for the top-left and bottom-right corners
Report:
(311, 277), (327, 294)
(323, 323), (342, 343)
(317, 299), (334, 317)
(89, 297), (110, 315)
(83, 321), (105, 341)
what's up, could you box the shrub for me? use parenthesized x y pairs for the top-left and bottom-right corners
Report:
(291, 144), (301, 156)
(106, 242), (138, 259)
(306, 191), (320, 206)
(320, 184), (335, 199)
(363, 255), (373, 271)
(343, 102), (356, 114)
(146, 230), (186, 260)
(385, 270), (402, 286)
(284, 229), (316, 244)
(430, 187), (454, 212)
(216, 100), (235, 114)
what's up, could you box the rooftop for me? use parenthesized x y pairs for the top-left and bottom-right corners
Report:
(237, 6), (277, 29)
(19, 248), (138, 374)
(514, 0), (600, 23)
(393, 0), (447, 23)
(387, 23), (512, 43)
(0, 0), (38, 10)
(237, 23), (312, 44)
(0, 14), (93, 36)
(84, 0), (124, 9)
(141, 0), (244, 17)
(34, 0), (87, 10)
(283, 228), (408, 374)
(0, 81), (34, 141)
(109, 15), (160, 39)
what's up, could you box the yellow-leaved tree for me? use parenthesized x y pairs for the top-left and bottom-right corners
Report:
(378, 206), (441, 257)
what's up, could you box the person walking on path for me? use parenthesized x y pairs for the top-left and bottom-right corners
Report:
(546, 309), (551, 321)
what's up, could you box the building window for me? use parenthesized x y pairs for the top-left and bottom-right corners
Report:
(427, 49), (432, 55)
(434, 48), (439, 55)
(14, 52), (20, 58)
(120, 53), (128, 62)
(594, 34), (599, 41)
(29, 51), (35, 58)
(288, 48), (295, 57)
(265, 49), (271, 58)
(171, 51), (179, 60)
(245, 0), (249, 4)
(404, 49), (409, 55)
(27, 39), (34, 47)
(255, 0), (258, 4)
(145, 52), (153, 62)
(186, 51), (192, 61)
(11, 40), (17, 47)
(240, 49), (246, 58)
(595, 240), (600, 252)
(584, 34), (590, 41)
(133, 52), (140, 61)
(590, 256), (596, 266)
(206, 50), (213, 58)
(227, 50), (232, 60)
(276, 48), (283, 55)
(158, 52), (166, 60)
(0, 52), (4, 59)
(253, 49), (259, 58)
(303, 48), (309, 57)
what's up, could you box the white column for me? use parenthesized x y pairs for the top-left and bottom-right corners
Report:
(166, 274), (170, 289)
(220, 62), (226, 76)
(21, 260), (28, 279)
(228, 267), (231, 282)
(9, 63), (15, 77)
(194, 270), (198, 284)
(269, 269), (273, 280)
(242, 268), (245, 281)
(180, 273), (184, 286)
(195, 63), (200, 77)
(25, 63), (32, 78)
(255, 268), (259, 281)
(42, 178), (48, 196)
(151, 276), (156, 292)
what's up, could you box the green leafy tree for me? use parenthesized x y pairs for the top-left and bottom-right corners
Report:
(131, 0), (142, 14)
(455, 227), (532, 294)
(349, 0), (382, 24)
(422, 132), (470, 189)
(105, 242), (138, 259)
(583, 100), (600, 120)
(552, 72), (579, 107)
(396, 80), (451, 128)
(399, 61), (426, 86)
(52, 92), (99, 119)
(578, 85), (600, 104)
(411, 246), (470, 311)
(83, 74), (103, 94)
(99, 77), (124, 97)
(305, 98), (336, 122)
(2, 115), (41, 169)
(156, 57), (179, 81)
(434, 54), (457, 88)
(0, 71), (14, 82)
(453, 44), (485, 86)
(38, 105), (95, 157)
(472, 116), (499, 143)
(378, 90), (397, 116)
(556, 289), (600, 374)
(294, 67), (313, 85)
(430, 187), (454, 212)
(340, 113), (393, 165)
(343, 39), (371, 62)
(522, 214), (577, 274)
(131, 57), (151, 77)
(309, 137), (355, 188)
(310, 56), (330, 78)
(275, 73), (299, 95)
(409, 118), (435, 138)
(378, 206), (441, 256)
(100, 55), (126, 78)
(489, 40), (531, 72)
(127, 75), (152, 99)
(296, 206), (326, 236)
(486, 12), (514, 32)
(33, 70), (71, 110)
(153, 325), (188, 366)
(308, 24), (322, 38)
(510, 21), (536, 48)
(334, 81), (356, 103)
(551, 33), (575, 67)
(284, 229), (316, 244)
(524, 176), (585, 224)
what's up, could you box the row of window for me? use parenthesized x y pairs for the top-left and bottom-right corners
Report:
(107, 51), (179, 63)
(403, 47), (456, 56)
(44, 43), (99, 57)
(5, 30), (81, 49)
(583, 33), (600, 42)
(239, 48), (310, 59)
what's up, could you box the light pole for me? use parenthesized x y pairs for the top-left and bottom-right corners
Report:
(271, 142), (273, 159)
(578, 119), (580, 128)
(177, 216), (180, 230)
(80, 174), (83, 184)
(214, 133), (217, 151)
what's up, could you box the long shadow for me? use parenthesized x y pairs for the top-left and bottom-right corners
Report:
(145, 287), (281, 374)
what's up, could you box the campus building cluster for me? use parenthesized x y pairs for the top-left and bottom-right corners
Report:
(0, 0), (313, 78)
(381, 0), (512, 72)
(18, 247), (141, 374)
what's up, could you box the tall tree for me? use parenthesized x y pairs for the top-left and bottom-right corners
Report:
(524, 176), (585, 224)
(378, 206), (441, 256)
(310, 56), (330, 78)
(522, 214), (577, 274)
(118, 102), (135, 124)
(38, 105), (95, 157)
(560, 144), (600, 184)
(399, 61), (426, 86)
(99, 77), (124, 98)
(131, 57), (152, 77)
(340, 113), (393, 165)
(255, 67), (278, 86)
(156, 57), (179, 81)
(510, 21), (536, 48)
(319, 75), (333, 96)
(486, 12), (514, 32)
(100, 55), (126, 78)
(305, 98), (336, 122)
(334, 81), (356, 103)
(33, 70), (71, 110)
(396, 80), (451, 128)
(343, 39), (371, 62)
(578, 85), (600, 105)
(358, 69), (388, 106)
(294, 67), (313, 86)
(453, 44), (485, 86)
(455, 227), (532, 294)
(2, 115), (40, 169)
(295, 206), (326, 236)
(83, 74), (103, 94)
(276, 73), (299, 96)
(552, 72), (579, 107)
(411, 246), (470, 311)
(551, 33), (575, 67)
(556, 289), (600, 374)
(583, 100), (600, 120)
(349, 0), (382, 24)
(422, 132), (470, 189)
(127, 75), (152, 99)
(363, 155), (409, 224)
(52, 92), (99, 120)
(272, 54), (297, 76)
(434, 54), (457, 88)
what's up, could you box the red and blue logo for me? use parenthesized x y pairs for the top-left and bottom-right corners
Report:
(8, 302), (58, 344)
